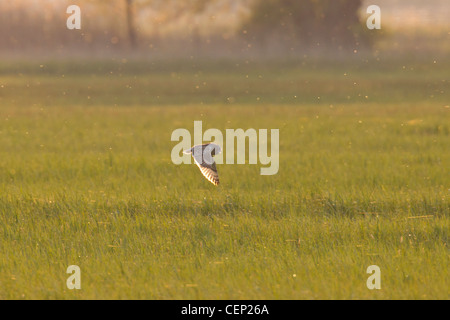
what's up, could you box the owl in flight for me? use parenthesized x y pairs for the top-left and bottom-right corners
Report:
(184, 143), (221, 186)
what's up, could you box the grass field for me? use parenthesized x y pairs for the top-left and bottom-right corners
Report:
(0, 58), (448, 299)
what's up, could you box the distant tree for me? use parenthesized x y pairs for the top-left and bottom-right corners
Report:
(241, 0), (371, 52)
(120, 0), (223, 48)
(125, 0), (137, 47)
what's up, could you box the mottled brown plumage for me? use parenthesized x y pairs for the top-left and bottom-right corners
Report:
(184, 143), (221, 186)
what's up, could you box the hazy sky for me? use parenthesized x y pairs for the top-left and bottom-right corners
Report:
(363, 0), (450, 28)
(3, 0), (449, 28)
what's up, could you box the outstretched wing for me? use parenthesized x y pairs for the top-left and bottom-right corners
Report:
(193, 157), (219, 186)
(191, 144), (220, 186)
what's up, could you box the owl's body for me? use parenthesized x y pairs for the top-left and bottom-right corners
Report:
(184, 143), (221, 186)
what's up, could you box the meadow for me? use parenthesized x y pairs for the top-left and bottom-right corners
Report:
(0, 58), (448, 299)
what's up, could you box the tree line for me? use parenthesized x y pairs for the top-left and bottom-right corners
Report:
(0, 0), (372, 56)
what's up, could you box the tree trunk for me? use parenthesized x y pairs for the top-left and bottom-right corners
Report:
(125, 0), (137, 48)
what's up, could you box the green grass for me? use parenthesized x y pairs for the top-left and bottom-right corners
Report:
(0, 58), (448, 299)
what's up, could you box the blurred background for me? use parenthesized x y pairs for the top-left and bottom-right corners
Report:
(0, 0), (449, 59)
